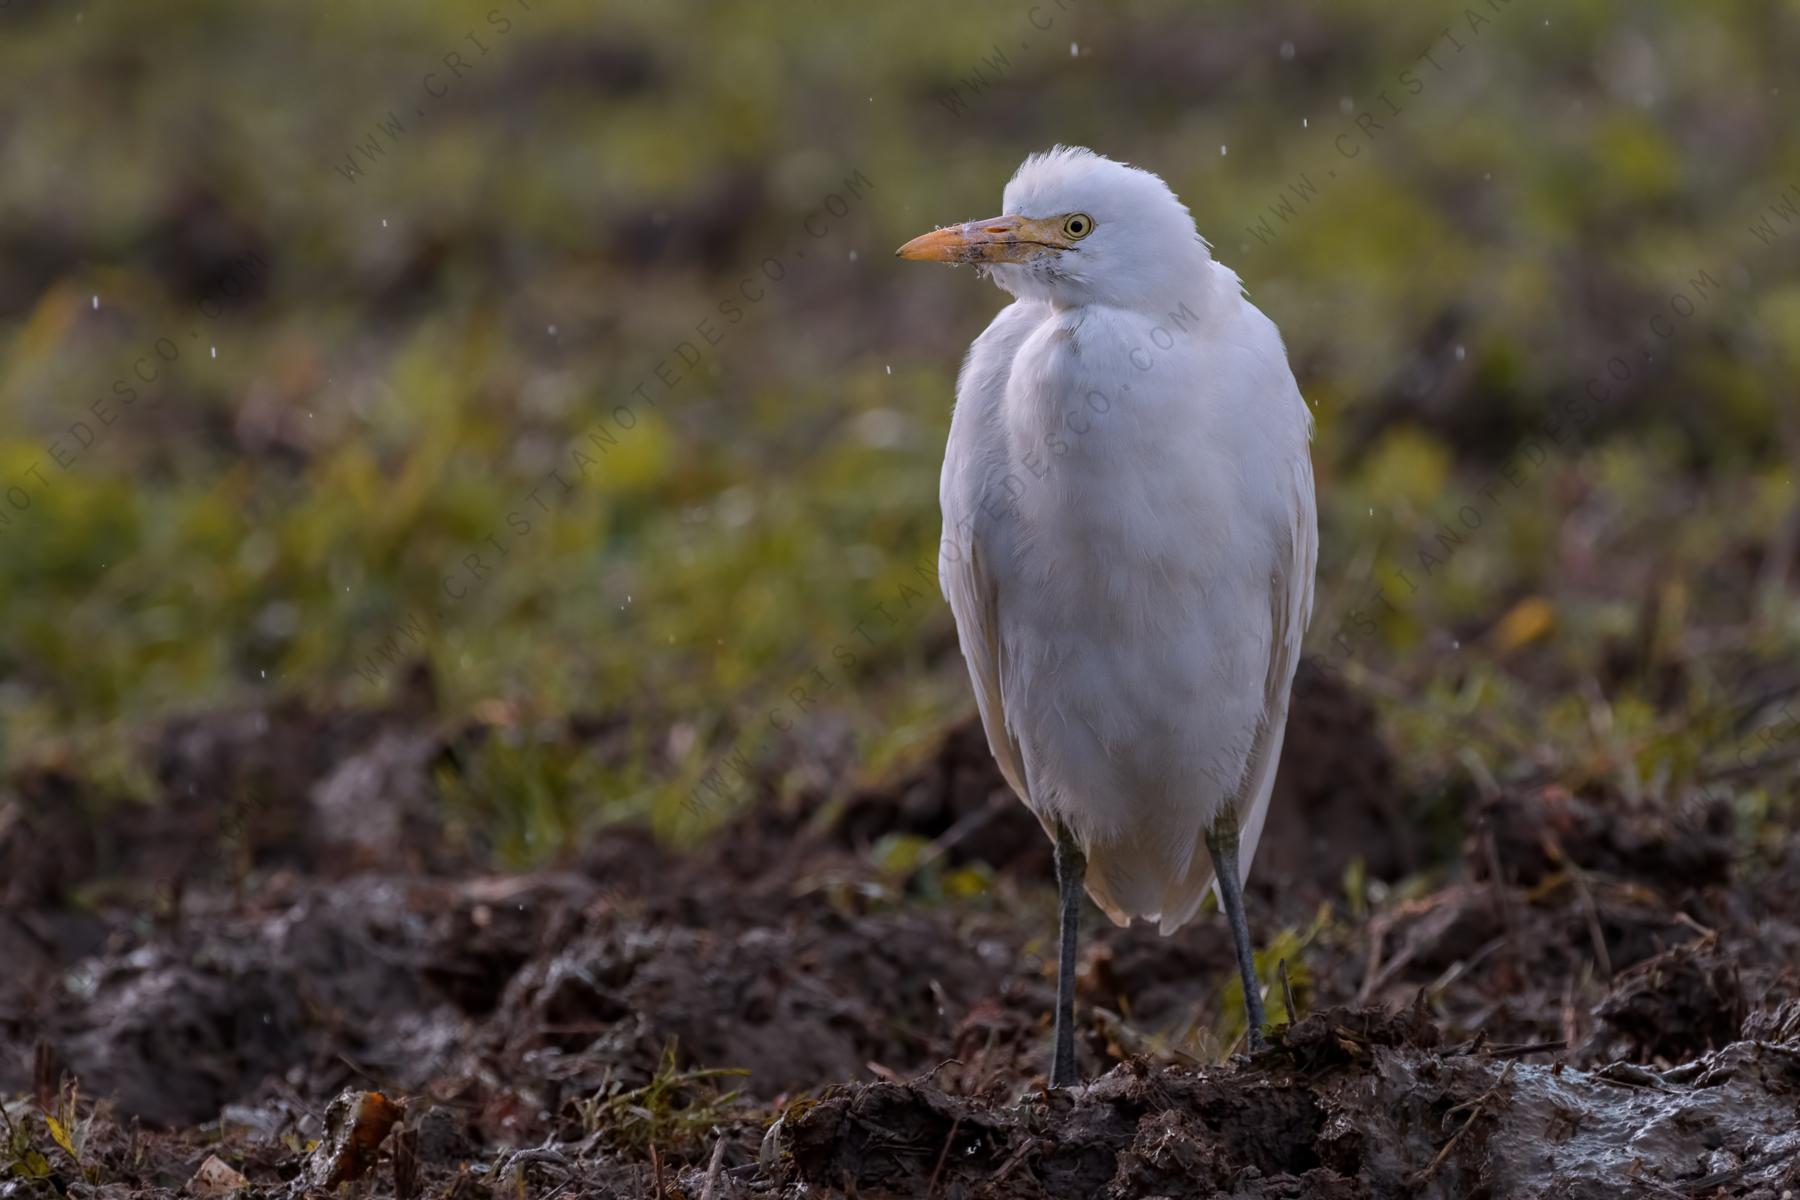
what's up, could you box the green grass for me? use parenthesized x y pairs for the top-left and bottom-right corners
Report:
(0, 0), (1795, 857)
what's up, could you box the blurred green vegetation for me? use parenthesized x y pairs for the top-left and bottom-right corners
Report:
(0, 0), (1796, 852)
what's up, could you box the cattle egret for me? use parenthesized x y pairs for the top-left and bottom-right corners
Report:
(897, 147), (1317, 1085)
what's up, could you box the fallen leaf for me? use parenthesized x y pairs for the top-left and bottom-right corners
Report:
(10, 1148), (52, 1180)
(43, 1116), (75, 1159)
(188, 1154), (249, 1196)
(1491, 595), (1556, 652)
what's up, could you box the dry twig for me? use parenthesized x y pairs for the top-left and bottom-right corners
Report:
(1411, 1061), (1515, 1187)
(700, 1136), (727, 1200)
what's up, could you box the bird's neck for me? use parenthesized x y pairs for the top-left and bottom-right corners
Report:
(1052, 258), (1240, 326)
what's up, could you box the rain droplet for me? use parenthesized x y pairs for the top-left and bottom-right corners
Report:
(1219, 145), (1228, 156)
(1454, 344), (1466, 361)
(1279, 40), (1295, 60)
(548, 324), (558, 335)
(91, 294), (99, 310)
(210, 346), (217, 359)
(1302, 117), (1309, 128)
(1070, 42), (1078, 56)
(848, 249), (859, 262)
(381, 218), (389, 227)
(885, 365), (892, 375)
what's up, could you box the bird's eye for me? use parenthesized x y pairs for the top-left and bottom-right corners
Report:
(1063, 213), (1094, 240)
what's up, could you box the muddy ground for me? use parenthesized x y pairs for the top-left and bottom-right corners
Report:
(2, 668), (1798, 1199)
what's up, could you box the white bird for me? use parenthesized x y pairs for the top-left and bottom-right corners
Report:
(896, 147), (1317, 1084)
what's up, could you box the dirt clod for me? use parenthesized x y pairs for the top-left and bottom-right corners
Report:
(1592, 937), (1747, 1063)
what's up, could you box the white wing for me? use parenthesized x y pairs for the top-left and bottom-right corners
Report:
(937, 300), (1048, 816)
(1143, 411), (1316, 936)
(942, 529), (1031, 800)
(1233, 443), (1318, 883)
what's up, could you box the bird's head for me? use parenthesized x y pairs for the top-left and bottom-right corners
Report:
(895, 146), (1210, 310)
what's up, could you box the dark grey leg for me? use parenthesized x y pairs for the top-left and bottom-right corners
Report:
(1206, 808), (1266, 1052)
(1051, 821), (1085, 1087)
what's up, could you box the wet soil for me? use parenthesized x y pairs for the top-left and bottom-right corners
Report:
(2, 667), (1798, 1198)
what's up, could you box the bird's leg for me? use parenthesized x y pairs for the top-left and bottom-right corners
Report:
(1051, 820), (1085, 1087)
(1205, 807), (1267, 1053)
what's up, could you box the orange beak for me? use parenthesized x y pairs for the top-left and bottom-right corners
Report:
(895, 214), (1071, 264)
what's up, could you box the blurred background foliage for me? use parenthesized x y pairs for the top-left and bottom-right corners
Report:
(0, 0), (1795, 855)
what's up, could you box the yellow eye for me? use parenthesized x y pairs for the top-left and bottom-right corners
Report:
(1063, 213), (1094, 240)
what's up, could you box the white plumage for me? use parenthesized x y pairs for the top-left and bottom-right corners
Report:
(899, 147), (1316, 1080)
